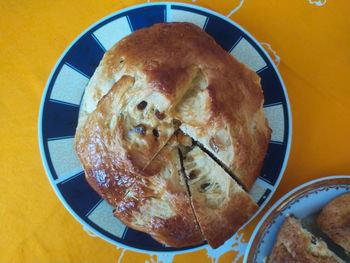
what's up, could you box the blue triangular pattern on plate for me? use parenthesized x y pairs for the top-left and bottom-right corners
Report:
(123, 228), (166, 250)
(259, 67), (285, 106)
(57, 172), (102, 218)
(127, 5), (166, 32)
(65, 34), (105, 77)
(123, 228), (206, 251)
(42, 100), (79, 140)
(204, 15), (242, 52)
(259, 143), (286, 185)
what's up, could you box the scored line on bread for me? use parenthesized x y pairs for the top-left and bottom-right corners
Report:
(75, 22), (271, 248)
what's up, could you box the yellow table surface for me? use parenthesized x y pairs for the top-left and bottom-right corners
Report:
(1, 0), (349, 262)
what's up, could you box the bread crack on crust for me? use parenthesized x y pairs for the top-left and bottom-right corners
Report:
(266, 215), (345, 263)
(75, 22), (271, 248)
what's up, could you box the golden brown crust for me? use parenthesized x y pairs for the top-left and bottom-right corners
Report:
(266, 215), (345, 263)
(316, 193), (350, 254)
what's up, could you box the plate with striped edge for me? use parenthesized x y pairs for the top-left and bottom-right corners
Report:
(38, 2), (292, 253)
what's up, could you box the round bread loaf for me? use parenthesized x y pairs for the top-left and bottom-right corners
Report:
(75, 22), (270, 248)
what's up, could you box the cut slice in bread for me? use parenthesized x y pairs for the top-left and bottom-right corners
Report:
(182, 146), (259, 249)
(316, 193), (350, 257)
(266, 214), (345, 263)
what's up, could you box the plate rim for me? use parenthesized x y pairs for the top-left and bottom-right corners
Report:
(243, 175), (350, 263)
(38, 1), (292, 254)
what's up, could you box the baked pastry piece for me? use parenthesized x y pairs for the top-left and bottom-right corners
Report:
(266, 215), (345, 263)
(182, 146), (259, 249)
(75, 22), (270, 248)
(316, 193), (350, 256)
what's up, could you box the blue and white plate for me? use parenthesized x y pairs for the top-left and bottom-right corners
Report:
(38, 3), (291, 253)
(244, 176), (350, 263)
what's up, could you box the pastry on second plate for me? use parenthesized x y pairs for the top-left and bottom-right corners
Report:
(266, 214), (345, 263)
(316, 193), (350, 256)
